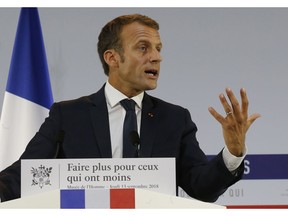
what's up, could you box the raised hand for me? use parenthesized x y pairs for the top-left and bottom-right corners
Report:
(208, 88), (261, 157)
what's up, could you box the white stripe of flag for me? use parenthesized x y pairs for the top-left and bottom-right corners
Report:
(0, 8), (53, 170)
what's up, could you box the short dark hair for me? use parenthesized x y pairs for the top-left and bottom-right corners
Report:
(97, 14), (160, 76)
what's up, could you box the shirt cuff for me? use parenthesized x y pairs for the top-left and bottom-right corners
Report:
(222, 146), (247, 172)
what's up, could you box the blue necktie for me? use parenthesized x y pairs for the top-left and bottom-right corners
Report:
(120, 99), (137, 158)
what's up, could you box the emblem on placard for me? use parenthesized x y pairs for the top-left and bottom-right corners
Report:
(31, 165), (52, 189)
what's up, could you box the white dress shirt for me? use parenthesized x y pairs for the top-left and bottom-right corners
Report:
(104, 81), (143, 158)
(104, 81), (245, 171)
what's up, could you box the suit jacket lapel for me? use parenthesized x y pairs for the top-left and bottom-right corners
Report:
(88, 85), (112, 158)
(140, 93), (157, 157)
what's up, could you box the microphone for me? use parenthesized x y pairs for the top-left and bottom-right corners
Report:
(129, 130), (141, 158)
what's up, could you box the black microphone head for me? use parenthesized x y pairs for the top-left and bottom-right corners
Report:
(129, 130), (140, 147)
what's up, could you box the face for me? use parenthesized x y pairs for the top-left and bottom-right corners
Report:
(107, 22), (163, 97)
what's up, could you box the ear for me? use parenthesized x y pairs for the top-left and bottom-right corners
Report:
(103, 49), (120, 69)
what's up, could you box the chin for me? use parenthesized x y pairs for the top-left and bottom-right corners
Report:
(146, 84), (157, 91)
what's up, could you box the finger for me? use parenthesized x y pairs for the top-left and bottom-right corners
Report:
(246, 113), (261, 131)
(240, 88), (249, 120)
(226, 88), (241, 117)
(219, 93), (233, 115)
(208, 107), (226, 124)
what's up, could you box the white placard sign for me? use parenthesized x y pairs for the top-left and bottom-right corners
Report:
(21, 158), (176, 197)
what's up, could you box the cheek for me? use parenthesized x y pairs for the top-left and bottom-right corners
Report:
(126, 59), (143, 72)
(121, 56), (147, 77)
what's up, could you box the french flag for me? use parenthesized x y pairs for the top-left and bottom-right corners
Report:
(60, 189), (136, 209)
(0, 8), (53, 170)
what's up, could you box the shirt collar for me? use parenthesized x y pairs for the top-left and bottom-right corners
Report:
(104, 81), (144, 109)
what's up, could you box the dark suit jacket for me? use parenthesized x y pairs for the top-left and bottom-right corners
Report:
(0, 85), (244, 202)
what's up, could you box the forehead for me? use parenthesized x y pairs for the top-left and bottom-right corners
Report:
(120, 22), (162, 45)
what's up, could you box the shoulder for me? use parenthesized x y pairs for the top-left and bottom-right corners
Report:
(145, 94), (197, 129)
(144, 93), (193, 123)
(51, 85), (106, 110)
(147, 94), (188, 112)
(52, 93), (96, 109)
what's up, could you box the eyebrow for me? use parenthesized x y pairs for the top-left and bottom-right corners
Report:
(137, 40), (163, 48)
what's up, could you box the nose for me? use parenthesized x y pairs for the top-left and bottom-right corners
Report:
(149, 49), (162, 63)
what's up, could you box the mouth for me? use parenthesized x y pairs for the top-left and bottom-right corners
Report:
(145, 69), (158, 77)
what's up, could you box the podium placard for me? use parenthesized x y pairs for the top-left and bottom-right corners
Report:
(21, 158), (176, 197)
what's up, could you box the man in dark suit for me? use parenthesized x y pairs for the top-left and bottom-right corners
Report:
(0, 14), (260, 203)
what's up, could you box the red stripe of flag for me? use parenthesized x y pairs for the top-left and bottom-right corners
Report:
(110, 188), (135, 209)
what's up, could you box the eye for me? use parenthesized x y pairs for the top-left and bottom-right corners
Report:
(139, 45), (147, 52)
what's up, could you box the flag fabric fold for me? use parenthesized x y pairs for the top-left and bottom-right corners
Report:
(0, 8), (53, 170)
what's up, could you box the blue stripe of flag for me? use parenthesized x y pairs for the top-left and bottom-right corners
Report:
(6, 8), (53, 109)
(61, 189), (85, 209)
